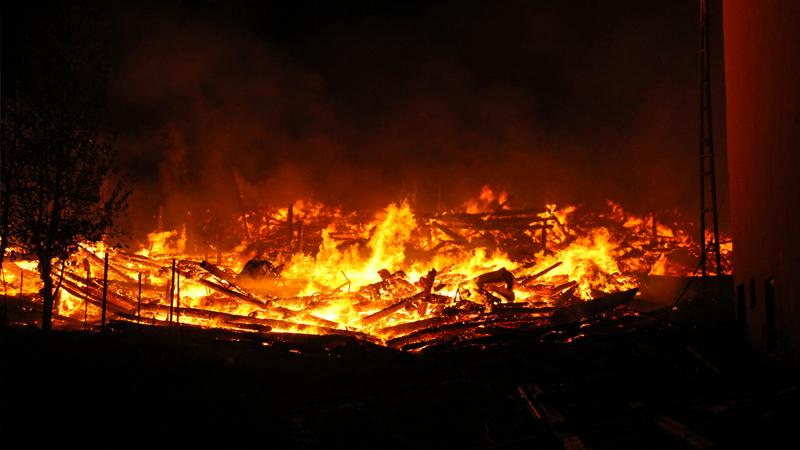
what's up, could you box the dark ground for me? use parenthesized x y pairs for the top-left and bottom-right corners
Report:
(1, 313), (797, 449)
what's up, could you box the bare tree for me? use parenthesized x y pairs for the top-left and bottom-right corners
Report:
(3, 98), (130, 331)
(2, 2), (131, 331)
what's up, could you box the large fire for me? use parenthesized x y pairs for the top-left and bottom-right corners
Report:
(1, 186), (732, 349)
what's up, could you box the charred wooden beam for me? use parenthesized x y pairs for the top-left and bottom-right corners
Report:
(551, 288), (638, 326)
(360, 269), (437, 325)
(199, 260), (238, 285)
(298, 312), (339, 329)
(79, 247), (135, 282)
(361, 292), (423, 325)
(378, 317), (453, 339)
(475, 267), (514, 290)
(491, 303), (555, 315)
(548, 281), (578, 298)
(555, 285), (579, 303)
(516, 262), (563, 286)
(432, 208), (549, 221)
(384, 309), (555, 349)
(58, 276), (130, 314)
(136, 303), (379, 343)
(53, 313), (85, 327)
(486, 285), (515, 302)
(198, 260), (268, 308)
(431, 223), (468, 245)
(113, 251), (166, 269)
(194, 278), (266, 309)
(430, 214), (556, 233)
(61, 271), (138, 308)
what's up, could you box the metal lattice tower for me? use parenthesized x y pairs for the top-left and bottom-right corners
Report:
(698, 0), (723, 278)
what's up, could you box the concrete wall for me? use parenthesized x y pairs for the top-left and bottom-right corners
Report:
(723, 0), (800, 366)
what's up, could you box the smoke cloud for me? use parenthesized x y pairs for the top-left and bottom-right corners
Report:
(88, 0), (727, 240)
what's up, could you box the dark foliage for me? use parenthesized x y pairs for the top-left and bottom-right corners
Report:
(1, 4), (130, 331)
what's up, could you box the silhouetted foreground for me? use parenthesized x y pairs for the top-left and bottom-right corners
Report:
(1, 320), (797, 449)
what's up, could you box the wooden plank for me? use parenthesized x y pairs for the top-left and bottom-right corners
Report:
(515, 261), (562, 279)
(431, 223), (468, 245)
(136, 303), (380, 344)
(194, 276), (266, 309)
(360, 291), (424, 325)
(199, 260), (239, 286)
(79, 247), (135, 282)
(62, 271), (137, 308)
(58, 277), (130, 314)
(360, 269), (437, 325)
(551, 288), (638, 325)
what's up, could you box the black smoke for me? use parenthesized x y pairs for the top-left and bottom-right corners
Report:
(2, 0), (729, 241)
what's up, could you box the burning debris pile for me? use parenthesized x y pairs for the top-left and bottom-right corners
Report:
(1, 187), (732, 351)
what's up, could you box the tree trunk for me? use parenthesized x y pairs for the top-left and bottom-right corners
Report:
(0, 197), (9, 269)
(39, 257), (54, 332)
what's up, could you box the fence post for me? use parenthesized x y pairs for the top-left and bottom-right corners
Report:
(100, 253), (109, 332)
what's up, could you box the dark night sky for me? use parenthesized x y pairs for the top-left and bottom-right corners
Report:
(2, 0), (728, 237)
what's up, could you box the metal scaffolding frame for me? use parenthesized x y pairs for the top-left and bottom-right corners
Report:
(698, 0), (723, 279)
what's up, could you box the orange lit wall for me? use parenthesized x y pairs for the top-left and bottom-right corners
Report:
(723, 0), (800, 366)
